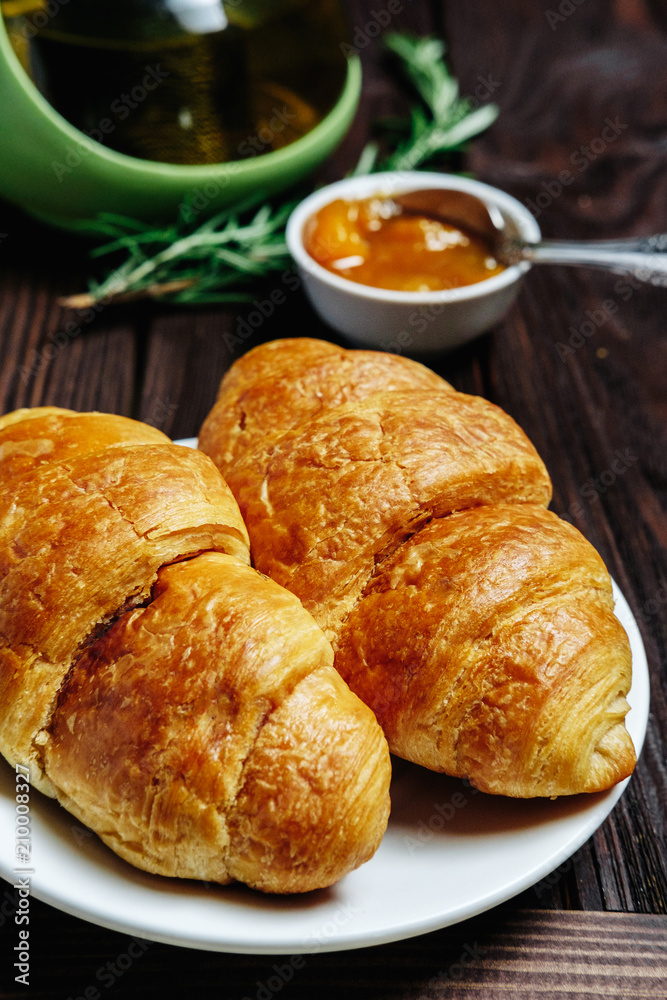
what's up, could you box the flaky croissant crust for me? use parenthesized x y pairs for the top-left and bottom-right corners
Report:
(0, 406), (391, 893)
(199, 338), (636, 797)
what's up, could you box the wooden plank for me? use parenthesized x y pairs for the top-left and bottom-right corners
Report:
(2, 903), (665, 999)
(0, 204), (138, 415)
(417, 910), (667, 999)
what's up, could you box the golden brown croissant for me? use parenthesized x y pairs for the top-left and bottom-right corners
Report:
(0, 406), (390, 893)
(199, 338), (636, 797)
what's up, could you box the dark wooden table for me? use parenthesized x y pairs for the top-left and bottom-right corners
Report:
(1, 1), (666, 996)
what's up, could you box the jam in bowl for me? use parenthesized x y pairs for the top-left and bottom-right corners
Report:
(286, 172), (541, 353)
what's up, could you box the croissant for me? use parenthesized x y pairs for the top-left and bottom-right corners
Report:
(0, 406), (390, 893)
(199, 337), (636, 797)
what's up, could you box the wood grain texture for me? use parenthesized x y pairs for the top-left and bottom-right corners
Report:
(0, 0), (666, 991)
(2, 902), (665, 999)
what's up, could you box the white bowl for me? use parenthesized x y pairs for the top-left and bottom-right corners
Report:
(286, 171), (541, 353)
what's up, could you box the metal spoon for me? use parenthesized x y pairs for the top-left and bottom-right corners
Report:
(393, 189), (667, 287)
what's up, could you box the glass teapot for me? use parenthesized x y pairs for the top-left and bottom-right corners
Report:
(3, 0), (351, 164)
(0, 0), (360, 226)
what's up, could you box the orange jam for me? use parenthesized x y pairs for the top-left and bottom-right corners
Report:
(303, 195), (505, 292)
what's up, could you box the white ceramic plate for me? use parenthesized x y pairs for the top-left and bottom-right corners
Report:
(0, 439), (650, 953)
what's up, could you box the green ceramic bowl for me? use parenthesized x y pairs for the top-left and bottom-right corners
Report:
(0, 19), (361, 232)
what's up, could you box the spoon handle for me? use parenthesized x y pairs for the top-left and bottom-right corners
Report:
(520, 234), (667, 287)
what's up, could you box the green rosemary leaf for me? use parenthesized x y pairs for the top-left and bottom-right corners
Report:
(351, 141), (381, 177)
(384, 34), (459, 123)
(90, 236), (152, 258)
(430, 102), (500, 151)
(212, 247), (280, 274)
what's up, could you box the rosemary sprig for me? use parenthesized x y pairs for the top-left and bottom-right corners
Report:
(376, 34), (499, 172)
(60, 33), (499, 310)
(59, 197), (296, 308)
